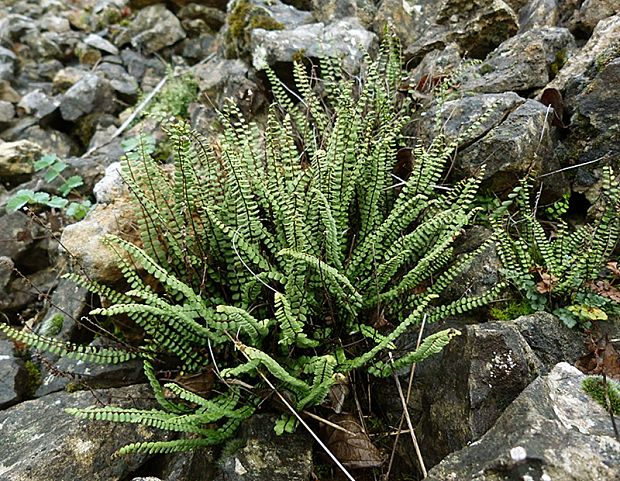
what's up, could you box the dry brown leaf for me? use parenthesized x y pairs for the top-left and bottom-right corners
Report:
(607, 261), (620, 277)
(535, 271), (558, 294)
(576, 336), (620, 381)
(589, 280), (620, 303)
(323, 413), (384, 469)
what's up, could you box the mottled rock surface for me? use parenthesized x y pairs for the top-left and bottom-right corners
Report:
(426, 363), (620, 481)
(0, 384), (166, 481)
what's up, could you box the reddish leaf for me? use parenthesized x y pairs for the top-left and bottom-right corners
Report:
(540, 88), (567, 128)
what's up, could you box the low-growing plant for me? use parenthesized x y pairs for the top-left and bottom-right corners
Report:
(582, 376), (620, 415)
(6, 153), (92, 220)
(493, 170), (620, 328)
(1, 38), (503, 457)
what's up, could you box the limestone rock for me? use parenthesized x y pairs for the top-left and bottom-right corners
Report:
(251, 17), (376, 72)
(455, 98), (558, 193)
(460, 27), (575, 93)
(17, 90), (60, 119)
(59, 195), (136, 282)
(116, 4), (187, 54)
(426, 363), (620, 481)
(405, 0), (519, 61)
(0, 337), (27, 409)
(0, 140), (41, 180)
(0, 100), (15, 124)
(548, 14), (620, 93)
(0, 384), (167, 481)
(312, 0), (376, 27)
(411, 321), (542, 467)
(59, 72), (115, 121)
(0, 211), (42, 261)
(518, 0), (560, 32)
(215, 414), (313, 481)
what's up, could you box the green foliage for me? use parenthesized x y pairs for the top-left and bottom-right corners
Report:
(489, 300), (534, 321)
(142, 69), (198, 120)
(5, 153), (91, 220)
(494, 168), (620, 327)
(4, 37), (503, 455)
(582, 376), (620, 415)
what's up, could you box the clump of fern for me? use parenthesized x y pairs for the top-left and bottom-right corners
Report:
(493, 168), (620, 328)
(1, 37), (503, 455)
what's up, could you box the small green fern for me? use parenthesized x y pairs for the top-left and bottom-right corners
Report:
(494, 166), (620, 327)
(2, 35), (504, 455)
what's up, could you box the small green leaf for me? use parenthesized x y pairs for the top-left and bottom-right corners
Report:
(6, 190), (36, 212)
(45, 196), (69, 209)
(66, 201), (92, 220)
(59, 176), (84, 196)
(43, 160), (68, 182)
(34, 154), (58, 171)
(32, 192), (50, 204)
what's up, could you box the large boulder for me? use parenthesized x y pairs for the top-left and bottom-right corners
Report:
(405, 0), (519, 62)
(251, 17), (376, 71)
(426, 363), (620, 481)
(0, 384), (167, 481)
(114, 4), (187, 54)
(460, 27), (575, 93)
(214, 414), (313, 481)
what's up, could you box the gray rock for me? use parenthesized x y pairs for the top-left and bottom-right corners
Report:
(15, 125), (77, 158)
(223, 0), (314, 59)
(16, 90), (60, 119)
(118, 4), (187, 54)
(36, 60), (64, 82)
(178, 3), (227, 32)
(0, 99), (15, 123)
(512, 312), (585, 371)
(1, 267), (58, 312)
(192, 58), (265, 120)
(215, 414), (313, 481)
(426, 363), (620, 481)
(157, 448), (216, 481)
(39, 15), (71, 33)
(456, 99), (557, 193)
(575, 57), (620, 135)
(312, 0), (376, 27)
(408, 321), (542, 468)
(93, 162), (127, 204)
(460, 27), (575, 93)
(0, 337), (27, 409)
(405, 0), (519, 61)
(518, 0), (559, 32)
(570, 0), (620, 34)
(0, 211), (42, 261)
(0, 46), (18, 81)
(36, 346), (145, 397)
(0, 384), (168, 481)
(0, 140), (41, 180)
(373, 0), (436, 47)
(408, 42), (463, 87)
(0, 256), (13, 292)
(95, 62), (139, 96)
(84, 33), (119, 55)
(59, 72), (115, 121)
(548, 14), (620, 93)
(0, 14), (36, 44)
(252, 17), (376, 72)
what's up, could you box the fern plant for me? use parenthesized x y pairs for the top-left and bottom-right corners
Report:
(1, 37), (503, 455)
(493, 167), (620, 327)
